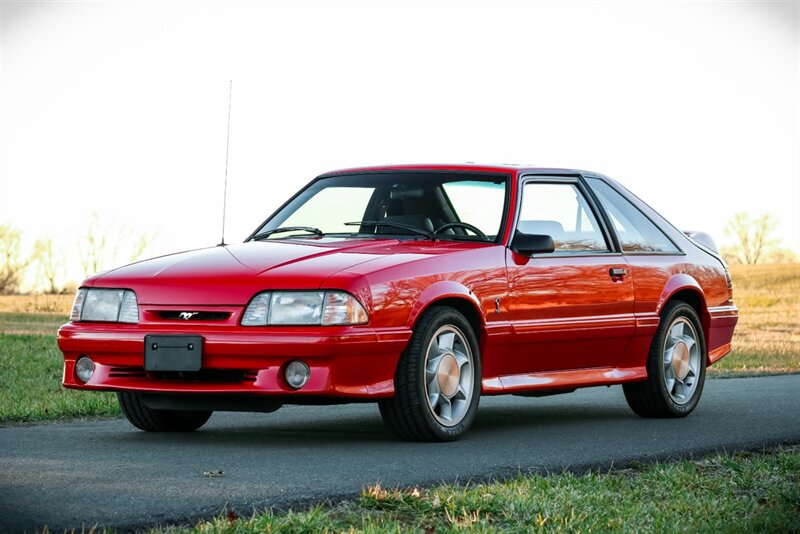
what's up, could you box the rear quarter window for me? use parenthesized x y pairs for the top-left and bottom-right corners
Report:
(587, 178), (680, 253)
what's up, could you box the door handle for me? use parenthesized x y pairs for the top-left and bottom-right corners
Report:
(609, 267), (627, 277)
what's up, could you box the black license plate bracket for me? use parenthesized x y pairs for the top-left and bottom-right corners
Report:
(144, 335), (203, 371)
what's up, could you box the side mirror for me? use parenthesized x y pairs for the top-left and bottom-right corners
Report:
(511, 231), (555, 256)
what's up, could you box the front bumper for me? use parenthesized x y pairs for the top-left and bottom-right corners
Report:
(58, 322), (411, 399)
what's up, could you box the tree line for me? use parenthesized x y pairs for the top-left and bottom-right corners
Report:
(0, 214), (152, 295)
(0, 212), (796, 295)
(721, 213), (796, 266)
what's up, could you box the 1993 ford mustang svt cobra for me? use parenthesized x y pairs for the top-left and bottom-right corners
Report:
(58, 164), (738, 441)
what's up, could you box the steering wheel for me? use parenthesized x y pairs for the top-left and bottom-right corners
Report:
(433, 222), (487, 238)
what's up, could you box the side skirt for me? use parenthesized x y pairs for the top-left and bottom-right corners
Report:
(482, 366), (647, 395)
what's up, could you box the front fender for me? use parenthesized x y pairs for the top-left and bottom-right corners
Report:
(406, 281), (483, 328)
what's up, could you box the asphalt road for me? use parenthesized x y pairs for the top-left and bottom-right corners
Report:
(1, 374), (799, 533)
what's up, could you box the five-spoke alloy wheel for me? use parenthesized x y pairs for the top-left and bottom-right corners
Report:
(379, 306), (481, 441)
(662, 317), (702, 405)
(623, 300), (707, 418)
(424, 325), (475, 427)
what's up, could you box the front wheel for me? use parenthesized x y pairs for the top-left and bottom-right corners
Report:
(623, 301), (707, 418)
(117, 391), (212, 432)
(379, 306), (481, 441)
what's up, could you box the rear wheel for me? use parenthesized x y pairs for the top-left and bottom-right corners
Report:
(117, 391), (212, 432)
(623, 301), (707, 418)
(379, 306), (481, 441)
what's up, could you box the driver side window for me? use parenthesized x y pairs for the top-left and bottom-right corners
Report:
(518, 182), (609, 252)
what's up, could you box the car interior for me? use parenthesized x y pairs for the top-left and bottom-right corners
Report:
(357, 183), (483, 239)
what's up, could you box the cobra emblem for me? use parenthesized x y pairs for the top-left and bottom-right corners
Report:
(179, 312), (199, 320)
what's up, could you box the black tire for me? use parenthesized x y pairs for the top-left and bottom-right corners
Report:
(117, 391), (212, 432)
(623, 300), (707, 418)
(379, 306), (481, 442)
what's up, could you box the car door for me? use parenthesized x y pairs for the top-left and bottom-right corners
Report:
(504, 176), (635, 373)
(583, 176), (690, 368)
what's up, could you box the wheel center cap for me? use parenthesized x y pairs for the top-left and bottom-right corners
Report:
(437, 353), (460, 398)
(672, 342), (690, 380)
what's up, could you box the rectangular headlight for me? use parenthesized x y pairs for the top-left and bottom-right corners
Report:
(269, 291), (324, 325)
(81, 289), (125, 321)
(242, 290), (368, 326)
(72, 288), (139, 323)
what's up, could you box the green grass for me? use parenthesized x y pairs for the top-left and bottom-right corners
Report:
(0, 315), (119, 423)
(0, 311), (67, 335)
(152, 448), (800, 533)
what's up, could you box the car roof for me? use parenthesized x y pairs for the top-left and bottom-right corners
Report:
(318, 163), (594, 177)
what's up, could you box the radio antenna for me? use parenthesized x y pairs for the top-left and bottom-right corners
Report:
(218, 80), (233, 246)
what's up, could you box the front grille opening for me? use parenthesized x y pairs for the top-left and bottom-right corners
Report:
(109, 366), (146, 378)
(107, 366), (259, 384)
(157, 311), (231, 321)
(148, 369), (250, 383)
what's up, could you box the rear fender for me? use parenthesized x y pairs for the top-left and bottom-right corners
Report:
(656, 274), (711, 361)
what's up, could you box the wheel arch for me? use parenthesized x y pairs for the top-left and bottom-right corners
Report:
(406, 282), (486, 352)
(656, 274), (711, 364)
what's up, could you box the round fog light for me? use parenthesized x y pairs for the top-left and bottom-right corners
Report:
(75, 356), (95, 383)
(285, 360), (310, 389)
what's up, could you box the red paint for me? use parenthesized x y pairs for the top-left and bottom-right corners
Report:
(59, 164), (738, 402)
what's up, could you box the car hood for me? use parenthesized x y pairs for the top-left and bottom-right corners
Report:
(87, 238), (468, 305)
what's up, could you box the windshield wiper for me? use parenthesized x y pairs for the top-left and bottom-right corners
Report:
(344, 221), (434, 240)
(250, 226), (325, 241)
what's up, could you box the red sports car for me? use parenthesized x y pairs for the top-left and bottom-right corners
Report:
(59, 164), (738, 441)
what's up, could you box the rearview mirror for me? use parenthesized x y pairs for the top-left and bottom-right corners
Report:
(389, 187), (425, 200)
(511, 231), (555, 256)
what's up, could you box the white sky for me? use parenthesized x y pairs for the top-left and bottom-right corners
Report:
(1, 0), (798, 288)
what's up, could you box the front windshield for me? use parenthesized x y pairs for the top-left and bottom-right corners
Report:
(252, 172), (509, 242)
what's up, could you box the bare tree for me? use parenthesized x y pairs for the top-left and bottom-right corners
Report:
(128, 233), (152, 263)
(79, 212), (113, 277)
(33, 237), (64, 293)
(79, 213), (153, 277)
(724, 212), (778, 265)
(0, 224), (29, 294)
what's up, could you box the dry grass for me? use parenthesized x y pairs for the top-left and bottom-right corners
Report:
(0, 294), (73, 315)
(709, 263), (800, 375)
